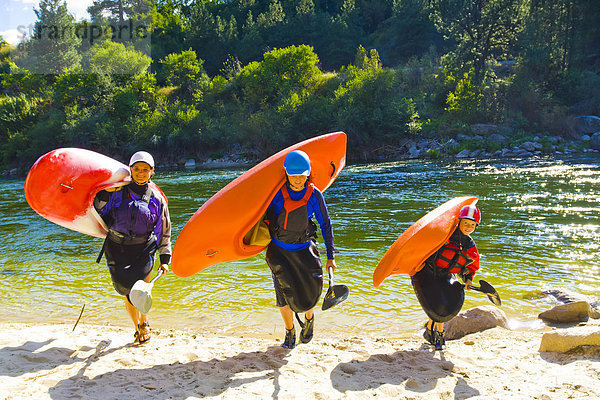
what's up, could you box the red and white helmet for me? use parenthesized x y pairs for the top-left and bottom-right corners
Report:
(459, 204), (481, 224)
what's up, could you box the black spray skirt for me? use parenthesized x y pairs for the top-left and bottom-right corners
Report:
(104, 238), (156, 296)
(411, 263), (465, 323)
(266, 241), (323, 313)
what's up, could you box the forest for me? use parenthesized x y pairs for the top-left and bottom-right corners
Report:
(1, 0), (599, 171)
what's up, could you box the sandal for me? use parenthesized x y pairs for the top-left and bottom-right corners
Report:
(136, 322), (151, 345)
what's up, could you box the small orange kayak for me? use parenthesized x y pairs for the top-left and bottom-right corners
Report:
(172, 132), (347, 278)
(373, 196), (478, 287)
(24, 148), (165, 238)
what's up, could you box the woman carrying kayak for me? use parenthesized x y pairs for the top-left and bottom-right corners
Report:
(94, 151), (171, 345)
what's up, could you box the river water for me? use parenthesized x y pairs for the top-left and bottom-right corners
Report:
(1, 155), (599, 338)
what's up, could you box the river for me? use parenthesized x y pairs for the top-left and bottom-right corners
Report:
(1, 155), (599, 338)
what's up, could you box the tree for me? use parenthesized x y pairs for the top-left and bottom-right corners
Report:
(19, 0), (81, 74)
(237, 45), (321, 108)
(88, 0), (154, 24)
(429, 0), (526, 84)
(520, 0), (600, 79)
(160, 50), (210, 99)
(88, 40), (152, 75)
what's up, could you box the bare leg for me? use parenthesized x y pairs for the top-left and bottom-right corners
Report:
(125, 299), (141, 331)
(279, 305), (294, 330)
(126, 271), (152, 342)
(305, 308), (314, 320)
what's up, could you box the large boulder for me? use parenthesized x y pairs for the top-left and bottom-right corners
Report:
(538, 301), (590, 323)
(455, 149), (470, 158)
(542, 288), (600, 319)
(539, 326), (600, 352)
(573, 116), (600, 135)
(444, 305), (509, 340)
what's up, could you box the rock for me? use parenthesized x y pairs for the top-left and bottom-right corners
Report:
(501, 148), (514, 157)
(573, 116), (600, 135)
(407, 146), (421, 159)
(471, 124), (499, 134)
(515, 149), (534, 157)
(469, 149), (481, 158)
(538, 301), (590, 323)
(456, 134), (471, 142)
(444, 139), (459, 150)
(444, 306), (509, 340)
(542, 288), (600, 319)
(590, 132), (600, 150)
(582, 135), (591, 141)
(539, 326), (600, 352)
(184, 159), (196, 169)
(488, 133), (508, 144)
(520, 141), (542, 152)
(455, 149), (470, 158)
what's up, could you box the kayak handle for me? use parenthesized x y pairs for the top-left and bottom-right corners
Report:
(205, 250), (218, 257)
(330, 161), (336, 178)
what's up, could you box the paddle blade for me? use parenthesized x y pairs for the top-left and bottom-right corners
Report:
(479, 280), (502, 306)
(130, 280), (153, 314)
(322, 284), (349, 310)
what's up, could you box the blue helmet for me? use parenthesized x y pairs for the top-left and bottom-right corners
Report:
(284, 150), (311, 176)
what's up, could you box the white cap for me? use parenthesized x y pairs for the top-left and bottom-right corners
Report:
(129, 151), (155, 168)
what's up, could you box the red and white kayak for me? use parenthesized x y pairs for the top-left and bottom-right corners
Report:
(24, 148), (163, 238)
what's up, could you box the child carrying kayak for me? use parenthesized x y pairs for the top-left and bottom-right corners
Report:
(265, 150), (337, 349)
(411, 204), (481, 350)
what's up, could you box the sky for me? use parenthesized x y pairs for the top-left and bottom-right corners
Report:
(0, 0), (94, 45)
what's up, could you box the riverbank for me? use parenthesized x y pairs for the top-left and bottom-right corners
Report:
(1, 321), (599, 399)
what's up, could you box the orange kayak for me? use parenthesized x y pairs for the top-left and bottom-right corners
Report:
(24, 148), (165, 238)
(373, 196), (478, 287)
(172, 132), (347, 277)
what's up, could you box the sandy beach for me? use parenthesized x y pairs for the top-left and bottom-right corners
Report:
(1, 320), (599, 400)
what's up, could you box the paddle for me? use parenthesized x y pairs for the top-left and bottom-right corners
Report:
(467, 279), (502, 306)
(322, 266), (349, 310)
(130, 271), (165, 314)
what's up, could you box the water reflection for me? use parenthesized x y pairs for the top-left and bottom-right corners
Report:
(1, 155), (599, 336)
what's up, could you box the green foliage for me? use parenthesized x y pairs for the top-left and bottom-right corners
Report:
(88, 40), (151, 75)
(445, 70), (484, 123)
(236, 45), (321, 108)
(430, 0), (526, 84)
(18, 0), (81, 74)
(335, 64), (421, 144)
(2, 0), (599, 170)
(1, 63), (48, 97)
(160, 50), (210, 99)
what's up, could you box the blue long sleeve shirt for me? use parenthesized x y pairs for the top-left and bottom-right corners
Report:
(267, 184), (335, 259)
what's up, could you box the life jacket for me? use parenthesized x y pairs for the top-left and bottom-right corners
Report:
(268, 183), (317, 244)
(433, 242), (473, 274)
(109, 185), (159, 238)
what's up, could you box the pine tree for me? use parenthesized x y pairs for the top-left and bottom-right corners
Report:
(21, 0), (81, 74)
